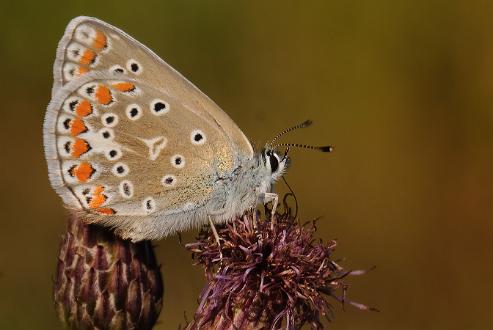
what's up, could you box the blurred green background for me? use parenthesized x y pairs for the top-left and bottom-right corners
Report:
(1, 0), (492, 329)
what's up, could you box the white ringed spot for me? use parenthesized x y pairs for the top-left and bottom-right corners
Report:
(112, 162), (129, 177)
(161, 174), (177, 187)
(126, 59), (143, 75)
(142, 197), (156, 213)
(99, 128), (114, 140)
(71, 42), (98, 67)
(170, 154), (185, 169)
(57, 114), (74, 134)
(191, 129), (206, 145)
(109, 64), (127, 75)
(63, 97), (81, 113)
(105, 147), (122, 161)
(57, 136), (75, 157)
(119, 180), (134, 198)
(63, 63), (84, 81)
(78, 83), (97, 99)
(66, 43), (86, 63)
(150, 99), (169, 116)
(126, 104), (143, 120)
(101, 113), (118, 127)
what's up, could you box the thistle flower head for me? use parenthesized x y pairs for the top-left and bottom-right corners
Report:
(54, 213), (164, 330)
(186, 210), (372, 329)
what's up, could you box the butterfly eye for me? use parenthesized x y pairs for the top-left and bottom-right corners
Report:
(269, 153), (279, 173)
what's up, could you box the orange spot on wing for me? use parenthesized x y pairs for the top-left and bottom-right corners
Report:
(70, 118), (87, 136)
(78, 66), (90, 75)
(88, 185), (107, 209)
(79, 49), (96, 65)
(73, 162), (95, 182)
(93, 185), (104, 195)
(89, 194), (106, 208)
(71, 138), (91, 158)
(96, 85), (113, 105)
(96, 208), (116, 215)
(76, 100), (93, 117)
(112, 82), (135, 93)
(92, 30), (107, 50)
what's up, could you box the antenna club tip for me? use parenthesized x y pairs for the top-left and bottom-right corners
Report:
(320, 145), (333, 152)
(302, 119), (313, 127)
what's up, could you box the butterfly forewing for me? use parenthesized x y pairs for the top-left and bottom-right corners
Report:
(52, 16), (253, 158)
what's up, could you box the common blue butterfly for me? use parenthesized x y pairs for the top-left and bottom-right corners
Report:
(44, 17), (331, 241)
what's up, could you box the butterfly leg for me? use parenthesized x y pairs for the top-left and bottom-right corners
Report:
(208, 216), (223, 265)
(262, 192), (278, 229)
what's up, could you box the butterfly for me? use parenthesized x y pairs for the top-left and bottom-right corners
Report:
(44, 16), (332, 242)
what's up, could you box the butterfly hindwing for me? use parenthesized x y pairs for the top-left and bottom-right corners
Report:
(45, 72), (235, 220)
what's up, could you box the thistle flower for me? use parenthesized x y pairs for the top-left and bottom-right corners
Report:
(54, 213), (164, 329)
(185, 210), (374, 329)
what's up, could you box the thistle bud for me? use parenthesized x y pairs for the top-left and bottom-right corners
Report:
(185, 210), (374, 329)
(54, 213), (164, 329)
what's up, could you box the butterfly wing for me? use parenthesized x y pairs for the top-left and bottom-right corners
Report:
(45, 73), (237, 223)
(45, 17), (254, 238)
(52, 16), (253, 158)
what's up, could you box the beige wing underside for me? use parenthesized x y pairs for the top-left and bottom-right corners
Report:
(45, 16), (254, 220)
(52, 16), (253, 158)
(45, 74), (236, 217)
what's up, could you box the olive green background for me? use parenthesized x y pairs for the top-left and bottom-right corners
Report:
(1, 1), (492, 329)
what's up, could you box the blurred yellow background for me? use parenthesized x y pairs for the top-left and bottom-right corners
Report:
(1, 1), (492, 329)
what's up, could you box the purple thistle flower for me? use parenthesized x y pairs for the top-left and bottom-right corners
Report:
(185, 210), (375, 329)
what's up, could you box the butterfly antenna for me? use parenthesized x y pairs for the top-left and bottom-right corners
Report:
(273, 143), (333, 153)
(268, 120), (313, 148)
